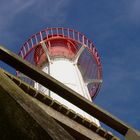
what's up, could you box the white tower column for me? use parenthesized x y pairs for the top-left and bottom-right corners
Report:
(37, 58), (100, 126)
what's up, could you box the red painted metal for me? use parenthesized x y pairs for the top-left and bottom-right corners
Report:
(18, 27), (102, 99)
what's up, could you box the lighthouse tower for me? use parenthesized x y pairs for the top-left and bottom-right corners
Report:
(18, 28), (102, 126)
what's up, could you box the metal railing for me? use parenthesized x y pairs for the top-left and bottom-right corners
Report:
(18, 28), (101, 66)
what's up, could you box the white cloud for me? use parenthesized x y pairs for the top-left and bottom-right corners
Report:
(131, 0), (140, 18)
(32, 0), (70, 24)
(123, 0), (140, 23)
(0, 0), (35, 44)
(0, 0), (70, 47)
(0, 0), (34, 29)
(0, 0), (70, 30)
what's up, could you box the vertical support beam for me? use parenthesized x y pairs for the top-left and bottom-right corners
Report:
(73, 45), (85, 64)
(40, 41), (51, 96)
(40, 41), (51, 63)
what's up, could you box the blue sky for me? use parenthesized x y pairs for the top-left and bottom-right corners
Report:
(0, 0), (140, 138)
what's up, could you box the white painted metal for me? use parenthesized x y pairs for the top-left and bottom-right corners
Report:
(85, 79), (103, 86)
(40, 41), (51, 63)
(35, 58), (100, 126)
(72, 45), (85, 64)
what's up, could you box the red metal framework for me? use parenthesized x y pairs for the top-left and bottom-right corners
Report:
(18, 27), (102, 99)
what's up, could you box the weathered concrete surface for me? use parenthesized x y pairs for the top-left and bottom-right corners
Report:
(0, 70), (75, 140)
(125, 129), (140, 140)
(0, 86), (52, 140)
(33, 97), (107, 140)
(0, 45), (129, 136)
(3, 69), (119, 140)
(0, 46), (140, 140)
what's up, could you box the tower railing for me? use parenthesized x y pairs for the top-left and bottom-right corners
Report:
(18, 28), (101, 67)
(18, 28), (102, 99)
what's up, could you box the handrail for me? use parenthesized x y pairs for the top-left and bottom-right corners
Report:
(1, 46), (140, 139)
(19, 28), (101, 67)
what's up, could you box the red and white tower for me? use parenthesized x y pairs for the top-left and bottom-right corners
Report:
(18, 28), (102, 126)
